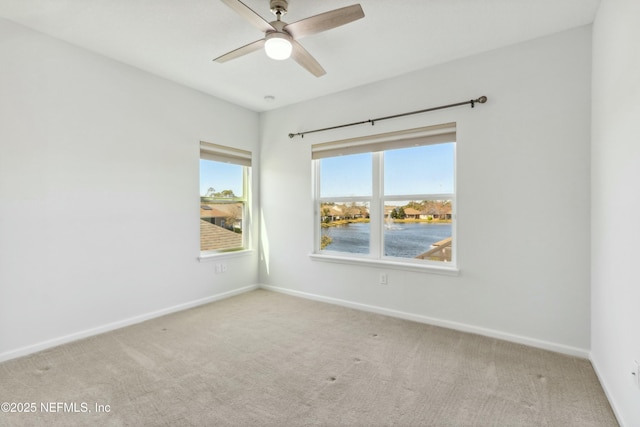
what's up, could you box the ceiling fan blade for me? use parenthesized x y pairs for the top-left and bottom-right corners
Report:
(220, 0), (275, 33)
(284, 4), (364, 39)
(291, 40), (326, 77)
(213, 39), (266, 63)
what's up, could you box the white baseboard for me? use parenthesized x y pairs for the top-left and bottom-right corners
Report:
(259, 284), (590, 359)
(590, 354), (625, 427)
(0, 284), (259, 363)
(2, 283), (590, 364)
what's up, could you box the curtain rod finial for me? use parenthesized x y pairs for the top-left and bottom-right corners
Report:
(477, 96), (487, 103)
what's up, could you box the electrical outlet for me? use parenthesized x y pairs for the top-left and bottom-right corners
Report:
(379, 273), (388, 285)
(214, 263), (227, 274)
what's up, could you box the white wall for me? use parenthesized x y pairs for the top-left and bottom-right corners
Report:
(591, 0), (640, 425)
(259, 26), (592, 355)
(0, 18), (260, 361)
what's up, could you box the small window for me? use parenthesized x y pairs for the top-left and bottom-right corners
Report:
(313, 123), (456, 267)
(200, 142), (251, 254)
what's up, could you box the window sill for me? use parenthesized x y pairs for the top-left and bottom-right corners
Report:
(198, 249), (255, 262)
(308, 253), (459, 276)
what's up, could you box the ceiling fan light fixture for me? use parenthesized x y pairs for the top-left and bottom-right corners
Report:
(264, 32), (292, 60)
(215, 0), (364, 77)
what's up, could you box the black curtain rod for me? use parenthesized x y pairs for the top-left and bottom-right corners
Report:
(288, 96), (487, 139)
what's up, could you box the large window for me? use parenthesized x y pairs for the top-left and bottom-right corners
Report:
(313, 123), (456, 268)
(200, 142), (251, 254)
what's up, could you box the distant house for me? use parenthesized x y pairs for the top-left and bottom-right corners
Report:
(404, 207), (421, 219)
(321, 205), (343, 221)
(200, 203), (242, 230)
(320, 204), (369, 221)
(419, 201), (452, 220)
(344, 205), (364, 219)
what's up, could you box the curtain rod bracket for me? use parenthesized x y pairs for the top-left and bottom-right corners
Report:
(289, 95), (487, 139)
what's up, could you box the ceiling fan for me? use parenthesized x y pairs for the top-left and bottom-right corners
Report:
(213, 0), (365, 77)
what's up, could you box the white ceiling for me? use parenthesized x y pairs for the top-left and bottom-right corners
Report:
(0, 0), (600, 112)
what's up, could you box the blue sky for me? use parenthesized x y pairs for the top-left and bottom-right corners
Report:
(200, 160), (243, 197)
(320, 143), (454, 198)
(200, 143), (454, 199)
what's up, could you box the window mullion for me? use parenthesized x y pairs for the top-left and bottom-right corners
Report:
(313, 160), (321, 253)
(370, 152), (383, 258)
(242, 167), (249, 249)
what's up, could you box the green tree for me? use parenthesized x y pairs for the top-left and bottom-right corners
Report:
(322, 207), (331, 223)
(344, 203), (360, 219)
(406, 201), (423, 211)
(320, 235), (333, 249)
(217, 189), (236, 198)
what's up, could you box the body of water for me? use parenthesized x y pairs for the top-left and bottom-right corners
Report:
(322, 222), (452, 258)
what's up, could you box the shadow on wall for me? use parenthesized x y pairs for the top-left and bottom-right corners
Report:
(260, 209), (271, 276)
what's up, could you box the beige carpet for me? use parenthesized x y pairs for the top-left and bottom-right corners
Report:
(0, 289), (617, 426)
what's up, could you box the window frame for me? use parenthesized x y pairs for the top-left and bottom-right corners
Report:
(311, 124), (458, 275)
(199, 142), (253, 259)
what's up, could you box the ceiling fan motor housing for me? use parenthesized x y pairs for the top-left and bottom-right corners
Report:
(215, 0), (365, 77)
(270, 0), (288, 16)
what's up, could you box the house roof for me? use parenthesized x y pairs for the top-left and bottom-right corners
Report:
(421, 201), (452, 215)
(200, 220), (242, 252)
(200, 203), (241, 218)
(327, 206), (343, 216)
(404, 208), (421, 216)
(200, 206), (228, 218)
